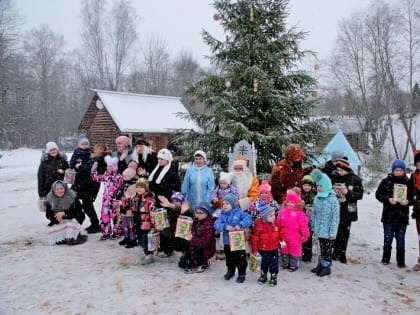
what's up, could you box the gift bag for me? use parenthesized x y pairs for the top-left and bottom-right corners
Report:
(38, 198), (46, 212)
(175, 216), (193, 240)
(147, 231), (160, 251)
(393, 184), (407, 203)
(348, 202), (358, 222)
(64, 169), (76, 185)
(249, 252), (262, 273)
(229, 230), (246, 251)
(153, 209), (169, 231)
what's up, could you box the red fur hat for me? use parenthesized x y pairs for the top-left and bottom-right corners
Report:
(285, 144), (304, 162)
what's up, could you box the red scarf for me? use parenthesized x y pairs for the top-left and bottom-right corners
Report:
(415, 171), (420, 190)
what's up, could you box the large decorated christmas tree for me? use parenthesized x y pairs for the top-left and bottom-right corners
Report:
(178, 0), (326, 173)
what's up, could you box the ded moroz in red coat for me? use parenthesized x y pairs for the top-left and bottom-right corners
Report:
(250, 218), (284, 253)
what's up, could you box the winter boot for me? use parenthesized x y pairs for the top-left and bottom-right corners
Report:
(317, 267), (331, 277)
(396, 249), (406, 268)
(268, 274), (277, 287)
(141, 254), (154, 265)
(257, 272), (268, 285)
(381, 247), (391, 265)
(236, 275), (246, 283)
(216, 250), (226, 261)
(119, 238), (128, 246)
(125, 239), (137, 248)
(311, 263), (322, 274)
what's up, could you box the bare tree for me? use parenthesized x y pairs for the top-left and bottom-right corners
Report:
(171, 50), (201, 97)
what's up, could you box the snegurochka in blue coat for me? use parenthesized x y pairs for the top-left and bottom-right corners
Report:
(182, 150), (215, 209)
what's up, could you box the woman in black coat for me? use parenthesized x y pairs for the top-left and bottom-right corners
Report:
(45, 180), (87, 245)
(71, 143), (109, 233)
(131, 139), (158, 177)
(37, 142), (69, 198)
(148, 148), (181, 257)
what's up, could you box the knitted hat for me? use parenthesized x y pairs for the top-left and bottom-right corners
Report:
(259, 203), (275, 222)
(414, 149), (420, 164)
(285, 190), (301, 205)
(46, 141), (59, 152)
(232, 156), (248, 168)
(391, 159), (406, 172)
(194, 150), (207, 163)
(171, 191), (185, 203)
(52, 180), (66, 190)
(219, 172), (233, 185)
(196, 202), (212, 216)
(302, 175), (314, 186)
(135, 139), (149, 146)
(115, 135), (130, 147)
(122, 167), (137, 181)
(335, 159), (351, 172)
(78, 134), (89, 146)
(223, 193), (238, 209)
(258, 180), (271, 194)
(157, 148), (173, 162)
(136, 177), (149, 191)
(331, 149), (344, 161)
(285, 144), (304, 161)
(105, 155), (118, 168)
(311, 169), (333, 197)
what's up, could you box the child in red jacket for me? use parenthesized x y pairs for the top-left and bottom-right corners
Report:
(250, 204), (284, 286)
(276, 190), (310, 272)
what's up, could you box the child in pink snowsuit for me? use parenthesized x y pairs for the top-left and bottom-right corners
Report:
(276, 190), (310, 271)
(92, 155), (124, 240)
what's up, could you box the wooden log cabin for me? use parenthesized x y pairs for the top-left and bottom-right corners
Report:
(78, 89), (197, 152)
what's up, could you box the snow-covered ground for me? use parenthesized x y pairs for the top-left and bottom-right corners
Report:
(0, 148), (419, 315)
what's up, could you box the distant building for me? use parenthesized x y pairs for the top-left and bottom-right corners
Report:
(78, 89), (197, 152)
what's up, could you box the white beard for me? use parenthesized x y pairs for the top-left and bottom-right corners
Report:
(232, 170), (252, 198)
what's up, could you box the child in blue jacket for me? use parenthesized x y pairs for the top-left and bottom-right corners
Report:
(214, 194), (252, 283)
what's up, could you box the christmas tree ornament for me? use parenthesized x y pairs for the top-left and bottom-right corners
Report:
(189, 98), (196, 106)
(279, 58), (285, 65)
(225, 79), (232, 89)
(293, 46), (298, 54)
(314, 64), (320, 70)
(311, 91), (318, 97)
(253, 79), (259, 92)
(213, 14), (221, 21)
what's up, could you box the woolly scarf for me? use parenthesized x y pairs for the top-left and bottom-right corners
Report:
(46, 185), (76, 212)
(132, 146), (153, 164)
(149, 162), (171, 184)
(415, 171), (420, 190)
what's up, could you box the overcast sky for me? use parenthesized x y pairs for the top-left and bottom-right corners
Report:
(14, 0), (370, 65)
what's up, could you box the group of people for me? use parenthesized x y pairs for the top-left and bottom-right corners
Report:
(37, 137), (420, 286)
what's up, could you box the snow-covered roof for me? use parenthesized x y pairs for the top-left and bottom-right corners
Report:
(92, 89), (197, 133)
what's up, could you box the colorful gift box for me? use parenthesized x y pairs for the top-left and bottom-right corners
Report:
(393, 184), (407, 203)
(147, 231), (160, 252)
(153, 209), (169, 231)
(229, 230), (246, 251)
(249, 252), (262, 273)
(175, 216), (193, 240)
(64, 169), (76, 185)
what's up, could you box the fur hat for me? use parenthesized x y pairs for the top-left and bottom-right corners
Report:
(135, 177), (149, 191)
(285, 144), (304, 161)
(171, 191), (185, 203)
(285, 190), (301, 205)
(122, 167), (137, 181)
(135, 138), (149, 146)
(259, 203), (275, 221)
(232, 156), (248, 168)
(302, 175), (314, 186)
(78, 134), (89, 146)
(258, 180), (271, 194)
(105, 155), (118, 168)
(115, 135), (130, 147)
(335, 159), (351, 172)
(311, 169), (333, 197)
(223, 193), (238, 209)
(414, 149), (420, 164)
(195, 202), (212, 216)
(194, 150), (207, 163)
(157, 148), (173, 162)
(331, 149), (344, 161)
(219, 172), (233, 185)
(391, 159), (406, 172)
(46, 141), (59, 152)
